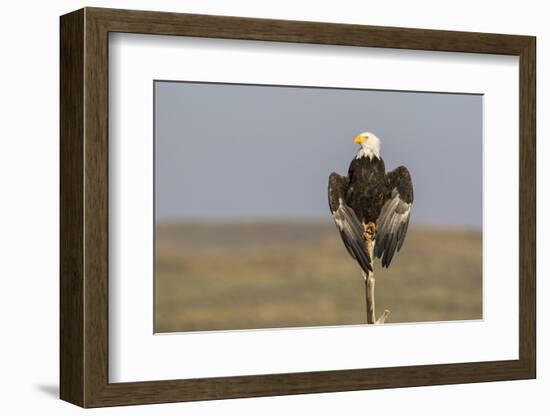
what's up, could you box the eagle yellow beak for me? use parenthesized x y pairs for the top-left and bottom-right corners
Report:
(354, 135), (366, 144)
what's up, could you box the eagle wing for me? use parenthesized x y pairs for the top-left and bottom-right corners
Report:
(328, 172), (373, 273)
(375, 166), (414, 268)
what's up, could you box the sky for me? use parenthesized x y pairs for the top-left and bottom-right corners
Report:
(155, 81), (482, 228)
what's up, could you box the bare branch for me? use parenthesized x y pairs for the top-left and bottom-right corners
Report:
(362, 224), (391, 324)
(376, 309), (391, 324)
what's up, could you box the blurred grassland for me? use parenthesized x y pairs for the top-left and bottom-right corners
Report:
(154, 221), (482, 333)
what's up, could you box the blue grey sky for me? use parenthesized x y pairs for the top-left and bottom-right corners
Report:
(155, 81), (482, 228)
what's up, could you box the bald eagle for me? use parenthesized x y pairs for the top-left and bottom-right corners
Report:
(328, 132), (414, 273)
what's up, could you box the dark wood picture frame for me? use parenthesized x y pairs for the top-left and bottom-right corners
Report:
(60, 7), (536, 408)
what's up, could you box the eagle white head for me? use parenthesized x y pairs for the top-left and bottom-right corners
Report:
(354, 131), (381, 160)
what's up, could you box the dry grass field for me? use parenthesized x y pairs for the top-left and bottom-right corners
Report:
(154, 221), (482, 333)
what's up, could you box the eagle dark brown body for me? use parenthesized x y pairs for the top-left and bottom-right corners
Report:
(345, 156), (388, 224)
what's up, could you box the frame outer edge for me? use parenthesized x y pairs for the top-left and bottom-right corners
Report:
(85, 6), (532, 55)
(519, 37), (536, 377)
(83, 6), (111, 407)
(61, 7), (537, 407)
(60, 8), (86, 407)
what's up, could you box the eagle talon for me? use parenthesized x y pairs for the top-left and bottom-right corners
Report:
(363, 222), (376, 239)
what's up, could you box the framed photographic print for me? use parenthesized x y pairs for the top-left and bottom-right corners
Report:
(60, 7), (536, 408)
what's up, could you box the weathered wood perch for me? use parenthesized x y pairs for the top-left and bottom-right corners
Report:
(362, 226), (391, 324)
